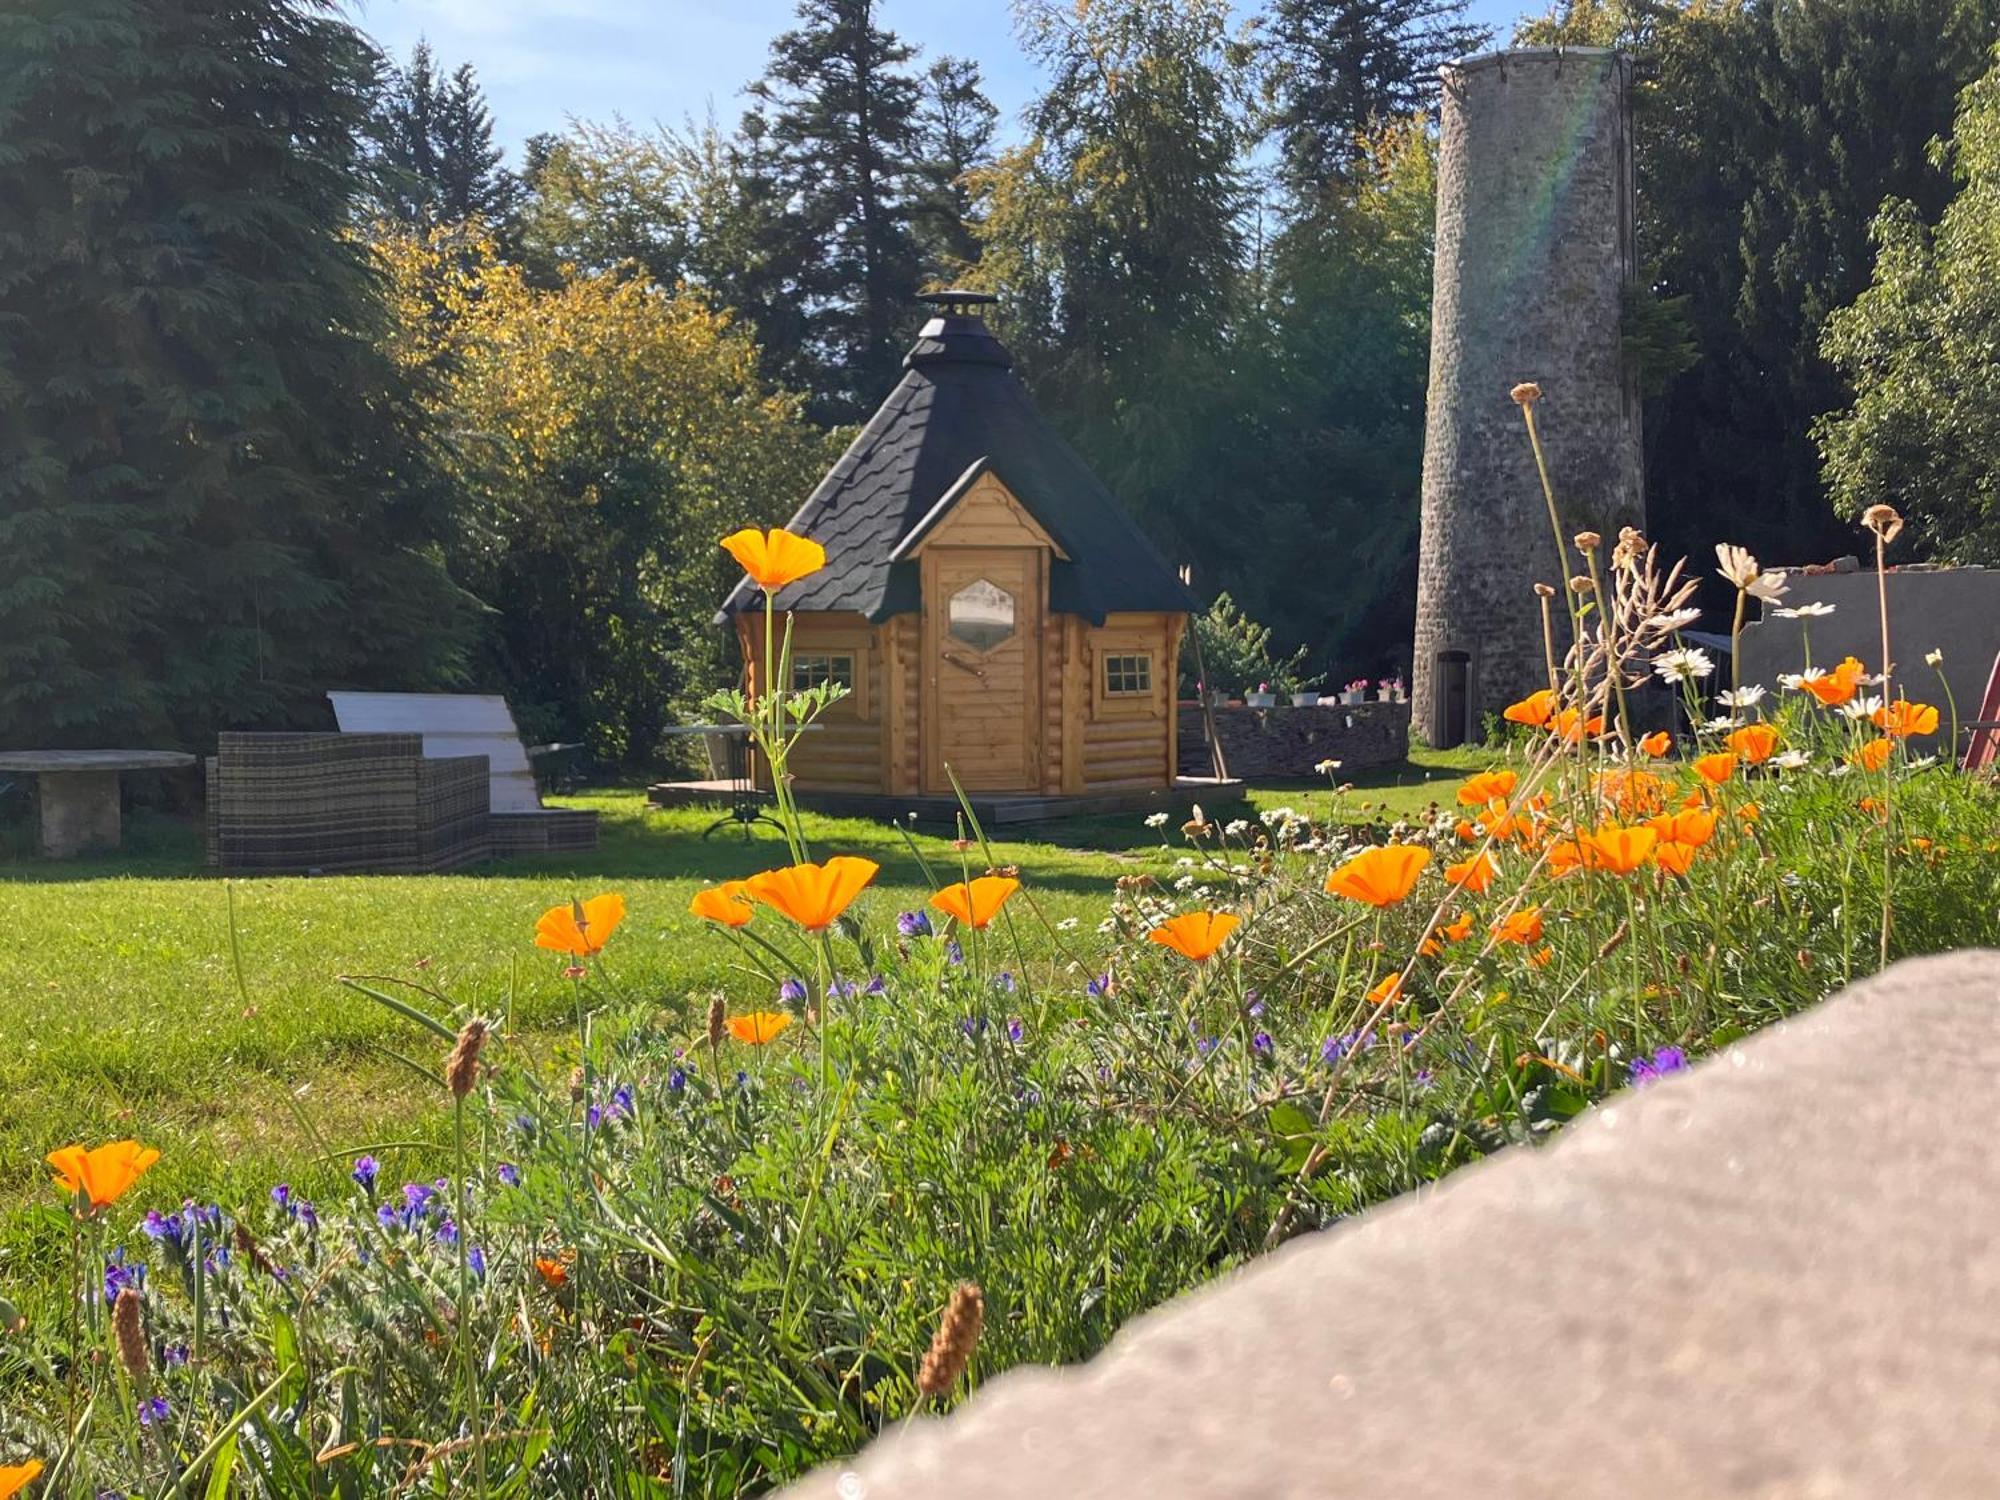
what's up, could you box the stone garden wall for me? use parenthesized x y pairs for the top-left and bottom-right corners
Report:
(1178, 700), (1410, 780)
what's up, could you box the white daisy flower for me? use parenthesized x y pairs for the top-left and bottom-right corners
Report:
(1838, 695), (1884, 722)
(1715, 543), (1762, 590)
(1907, 754), (1938, 771)
(1718, 686), (1767, 708)
(1778, 670), (1812, 690)
(1924, 648), (1944, 667)
(1700, 715), (1740, 735)
(1773, 601), (1835, 619)
(1056, 916), (1080, 931)
(1747, 570), (1790, 603)
(1145, 811), (1170, 828)
(1772, 749), (1811, 770)
(1652, 647), (1715, 684)
(1314, 758), (1342, 774)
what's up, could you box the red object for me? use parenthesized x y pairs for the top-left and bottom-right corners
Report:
(1964, 651), (2000, 773)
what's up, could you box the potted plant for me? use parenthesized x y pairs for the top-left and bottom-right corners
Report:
(1276, 665), (1324, 707)
(1389, 677), (1408, 703)
(1245, 680), (1278, 709)
(1339, 677), (1368, 706)
(1375, 677), (1397, 702)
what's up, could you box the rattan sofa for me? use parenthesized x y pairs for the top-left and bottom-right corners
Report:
(206, 732), (490, 875)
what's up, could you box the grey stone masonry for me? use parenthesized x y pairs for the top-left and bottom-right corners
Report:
(1413, 49), (1644, 749)
(1176, 701), (1409, 779)
(784, 950), (2000, 1499)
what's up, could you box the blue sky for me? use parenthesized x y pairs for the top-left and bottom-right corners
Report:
(346, 0), (1533, 160)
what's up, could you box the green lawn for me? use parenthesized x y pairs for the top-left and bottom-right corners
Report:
(0, 748), (1483, 1286)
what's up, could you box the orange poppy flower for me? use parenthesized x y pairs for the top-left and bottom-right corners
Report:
(1584, 824), (1658, 875)
(1456, 769), (1518, 807)
(1453, 818), (1478, 842)
(726, 1010), (794, 1044)
(688, 881), (753, 928)
(1597, 769), (1666, 816)
(46, 1140), (160, 1213)
(1726, 723), (1780, 765)
(1735, 802), (1761, 823)
(1851, 738), (1893, 772)
(1503, 690), (1557, 728)
(534, 1255), (570, 1290)
(1655, 841), (1698, 877)
(1859, 795), (1887, 819)
(535, 893), (627, 956)
(720, 526), (826, 592)
(1549, 707), (1607, 744)
(1528, 946), (1555, 968)
(1444, 851), (1498, 893)
(742, 856), (880, 931)
(1798, 656), (1865, 707)
(1324, 844), (1431, 907)
(1146, 910), (1241, 963)
(1692, 752), (1737, 786)
(1366, 973), (1404, 1006)
(1871, 699), (1940, 738)
(1638, 730), (1672, 757)
(1545, 839), (1588, 878)
(930, 875), (1022, 930)
(1442, 912), (1474, 942)
(0, 1463), (43, 1500)
(1491, 907), (1545, 945)
(1647, 807), (1717, 849)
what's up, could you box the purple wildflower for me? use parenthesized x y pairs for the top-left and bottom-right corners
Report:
(351, 1156), (379, 1193)
(897, 910), (932, 938)
(1006, 1016), (1024, 1042)
(1086, 974), (1110, 999)
(497, 1162), (521, 1188)
(779, 977), (808, 1004)
(468, 1245), (488, 1279)
(1629, 1046), (1689, 1086)
(945, 940), (964, 966)
(667, 1068), (687, 1092)
(297, 1201), (319, 1232)
(139, 1396), (170, 1427)
(270, 1184), (292, 1213)
(825, 978), (859, 1001)
(993, 971), (1016, 993)
(1251, 1030), (1274, 1057)
(435, 1219), (459, 1248)
(864, 974), (886, 995)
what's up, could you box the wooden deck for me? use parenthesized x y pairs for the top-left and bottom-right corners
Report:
(645, 777), (1244, 827)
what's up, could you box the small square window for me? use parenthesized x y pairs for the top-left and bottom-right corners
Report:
(792, 654), (855, 693)
(1103, 653), (1153, 696)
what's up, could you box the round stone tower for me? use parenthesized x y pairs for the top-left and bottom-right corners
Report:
(1413, 48), (1643, 747)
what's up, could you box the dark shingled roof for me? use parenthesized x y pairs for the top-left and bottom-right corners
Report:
(718, 302), (1198, 625)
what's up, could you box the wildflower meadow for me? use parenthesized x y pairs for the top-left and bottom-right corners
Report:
(6, 447), (1998, 1497)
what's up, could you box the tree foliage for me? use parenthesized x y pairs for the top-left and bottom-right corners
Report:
(1817, 53), (2000, 559)
(369, 40), (519, 229)
(1263, 0), (1488, 199)
(0, 0), (473, 749)
(379, 230), (834, 762)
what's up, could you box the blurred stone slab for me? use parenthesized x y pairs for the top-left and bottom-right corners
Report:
(786, 950), (2000, 1500)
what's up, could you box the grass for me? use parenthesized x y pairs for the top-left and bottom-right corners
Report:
(0, 746), (1485, 1288)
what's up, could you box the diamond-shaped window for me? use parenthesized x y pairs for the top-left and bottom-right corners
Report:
(948, 578), (1016, 652)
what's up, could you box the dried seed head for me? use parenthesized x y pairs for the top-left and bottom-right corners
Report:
(568, 1065), (586, 1102)
(1569, 575), (1595, 596)
(1573, 530), (1602, 553)
(446, 1018), (488, 1101)
(917, 1282), (984, 1398)
(1533, 582), (1558, 599)
(707, 993), (726, 1050)
(1510, 381), (1542, 407)
(113, 1287), (148, 1382)
(1862, 504), (1904, 543)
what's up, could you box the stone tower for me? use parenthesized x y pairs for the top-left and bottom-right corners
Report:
(1412, 48), (1643, 747)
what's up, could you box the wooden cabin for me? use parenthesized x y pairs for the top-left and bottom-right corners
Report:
(718, 292), (1197, 800)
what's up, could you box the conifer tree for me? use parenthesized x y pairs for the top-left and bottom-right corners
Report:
(1264, 0), (1487, 198)
(371, 40), (519, 227)
(747, 0), (927, 419)
(912, 56), (1000, 278)
(0, 0), (471, 747)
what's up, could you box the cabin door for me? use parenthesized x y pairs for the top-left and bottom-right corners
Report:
(922, 547), (1043, 794)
